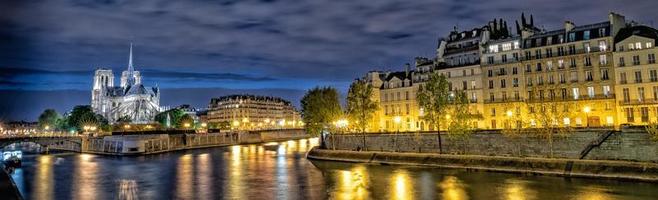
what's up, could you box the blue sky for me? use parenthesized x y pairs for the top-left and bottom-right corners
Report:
(2, 0), (658, 121)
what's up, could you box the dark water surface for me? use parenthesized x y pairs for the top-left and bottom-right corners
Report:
(10, 137), (658, 199)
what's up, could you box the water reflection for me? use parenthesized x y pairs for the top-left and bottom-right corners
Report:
(439, 176), (468, 200)
(10, 137), (658, 200)
(34, 155), (53, 200)
(391, 169), (413, 200)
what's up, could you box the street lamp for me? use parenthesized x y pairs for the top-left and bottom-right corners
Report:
(336, 119), (348, 133)
(583, 106), (591, 127)
(393, 116), (402, 133)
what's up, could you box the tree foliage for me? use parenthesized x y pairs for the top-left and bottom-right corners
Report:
(346, 79), (379, 133)
(65, 105), (109, 132)
(525, 86), (576, 157)
(301, 87), (343, 136)
(446, 90), (479, 137)
(38, 109), (61, 129)
(154, 108), (186, 128)
(417, 73), (450, 131)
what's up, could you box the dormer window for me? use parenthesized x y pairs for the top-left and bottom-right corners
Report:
(647, 42), (653, 49)
(461, 33), (466, 38)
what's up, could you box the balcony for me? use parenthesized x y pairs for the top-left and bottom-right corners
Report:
(619, 98), (658, 106)
(484, 98), (524, 104)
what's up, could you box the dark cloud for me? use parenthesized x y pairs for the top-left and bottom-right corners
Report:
(1, 0), (658, 120)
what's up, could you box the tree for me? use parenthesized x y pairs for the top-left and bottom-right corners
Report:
(301, 87), (343, 148)
(417, 73), (450, 153)
(38, 109), (61, 130)
(65, 105), (109, 132)
(525, 86), (576, 157)
(346, 79), (379, 150)
(154, 109), (186, 129)
(446, 90), (481, 153)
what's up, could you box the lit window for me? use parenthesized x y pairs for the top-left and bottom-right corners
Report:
(636, 42), (642, 50)
(572, 88), (580, 100)
(606, 116), (614, 126)
(575, 118), (582, 126)
(563, 118), (571, 126)
(647, 42), (653, 49)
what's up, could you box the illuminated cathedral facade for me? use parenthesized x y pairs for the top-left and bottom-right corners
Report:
(91, 44), (160, 124)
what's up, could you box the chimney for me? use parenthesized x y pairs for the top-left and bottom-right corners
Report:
(405, 63), (410, 78)
(564, 21), (575, 32)
(609, 12), (626, 38)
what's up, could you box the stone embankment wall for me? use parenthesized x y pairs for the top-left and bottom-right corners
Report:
(324, 128), (658, 162)
(82, 129), (308, 155)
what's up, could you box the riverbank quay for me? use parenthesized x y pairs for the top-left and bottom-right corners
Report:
(307, 127), (658, 181)
(81, 129), (310, 155)
(0, 168), (22, 200)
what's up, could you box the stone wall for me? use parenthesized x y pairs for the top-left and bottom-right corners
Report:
(324, 128), (658, 162)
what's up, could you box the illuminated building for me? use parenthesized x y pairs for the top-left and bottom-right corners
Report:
(207, 95), (301, 130)
(91, 44), (160, 124)
(359, 12), (658, 131)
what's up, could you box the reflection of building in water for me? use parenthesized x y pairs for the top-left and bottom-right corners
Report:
(91, 44), (160, 124)
(117, 179), (139, 200)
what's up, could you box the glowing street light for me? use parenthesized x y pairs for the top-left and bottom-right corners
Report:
(393, 116), (402, 133)
(506, 110), (514, 117)
(183, 123), (191, 128)
(201, 123), (207, 128)
(584, 106), (591, 127)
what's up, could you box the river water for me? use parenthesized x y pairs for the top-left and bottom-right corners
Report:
(9, 137), (658, 199)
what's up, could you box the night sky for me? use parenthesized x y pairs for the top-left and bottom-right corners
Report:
(2, 0), (658, 121)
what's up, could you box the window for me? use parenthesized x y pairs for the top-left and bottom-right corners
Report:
(557, 46), (565, 56)
(647, 42), (653, 49)
(502, 55), (508, 63)
(561, 88), (567, 99)
(559, 73), (566, 83)
(513, 52), (519, 61)
(537, 75), (543, 85)
(633, 55), (640, 65)
(568, 33), (575, 42)
(513, 78), (519, 87)
(489, 93), (495, 102)
(525, 51), (531, 60)
(599, 40), (607, 52)
(601, 69), (609, 80)
(512, 67), (518, 75)
(641, 107), (649, 122)
(502, 91), (507, 101)
(514, 91), (520, 100)
(635, 71), (643, 83)
(570, 58), (577, 68)
(585, 70), (593, 81)
(502, 43), (512, 51)
(619, 57), (625, 67)
(570, 72), (578, 82)
(584, 42), (591, 53)
(489, 45), (499, 53)
(625, 107), (634, 123)
(471, 80), (476, 89)
(501, 79), (506, 88)
(636, 42), (642, 50)
(629, 43), (635, 50)
(536, 63), (542, 71)
(649, 53), (656, 64)
(547, 61), (553, 71)
(462, 81), (467, 90)
(603, 85), (611, 97)
(584, 31), (590, 40)
(488, 70), (493, 77)
(623, 88), (630, 102)
(514, 41), (520, 49)
(406, 91), (409, 100)
(599, 54), (607, 65)
(638, 87), (645, 102)
(572, 88), (580, 100)
(584, 56), (592, 66)
(653, 86), (658, 100)
(587, 86), (595, 98)
(558, 59), (565, 69)
(535, 50), (542, 59)
(599, 28), (606, 37)
(549, 75), (554, 84)
(651, 70), (657, 82)
(568, 45), (576, 54)
(546, 48), (553, 57)
(526, 77), (533, 86)
(526, 64), (531, 72)
(488, 80), (494, 89)
(620, 72), (627, 84)
(487, 56), (494, 64)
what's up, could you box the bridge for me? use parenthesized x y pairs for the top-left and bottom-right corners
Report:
(0, 133), (82, 153)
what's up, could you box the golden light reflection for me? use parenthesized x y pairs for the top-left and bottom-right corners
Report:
(76, 154), (98, 199)
(335, 165), (370, 200)
(176, 154), (193, 199)
(117, 180), (139, 200)
(439, 176), (468, 200)
(35, 156), (53, 200)
(391, 169), (413, 200)
(197, 153), (212, 199)
(576, 186), (614, 200)
(228, 145), (244, 199)
(504, 179), (536, 200)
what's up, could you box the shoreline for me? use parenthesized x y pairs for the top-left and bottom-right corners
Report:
(307, 147), (658, 182)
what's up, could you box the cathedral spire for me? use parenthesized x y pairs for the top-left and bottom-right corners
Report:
(126, 43), (136, 86)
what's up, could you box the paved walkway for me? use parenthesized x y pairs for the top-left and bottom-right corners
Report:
(0, 168), (22, 200)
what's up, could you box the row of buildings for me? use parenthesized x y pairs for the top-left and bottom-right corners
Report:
(90, 45), (300, 130)
(359, 12), (658, 132)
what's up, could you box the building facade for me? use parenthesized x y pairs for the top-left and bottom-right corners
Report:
(207, 95), (301, 130)
(91, 44), (160, 124)
(359, 12), (658, 132)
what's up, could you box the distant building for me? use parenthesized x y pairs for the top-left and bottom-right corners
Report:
(207, 95), (301, 130)
(91, 44), (160, 124)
